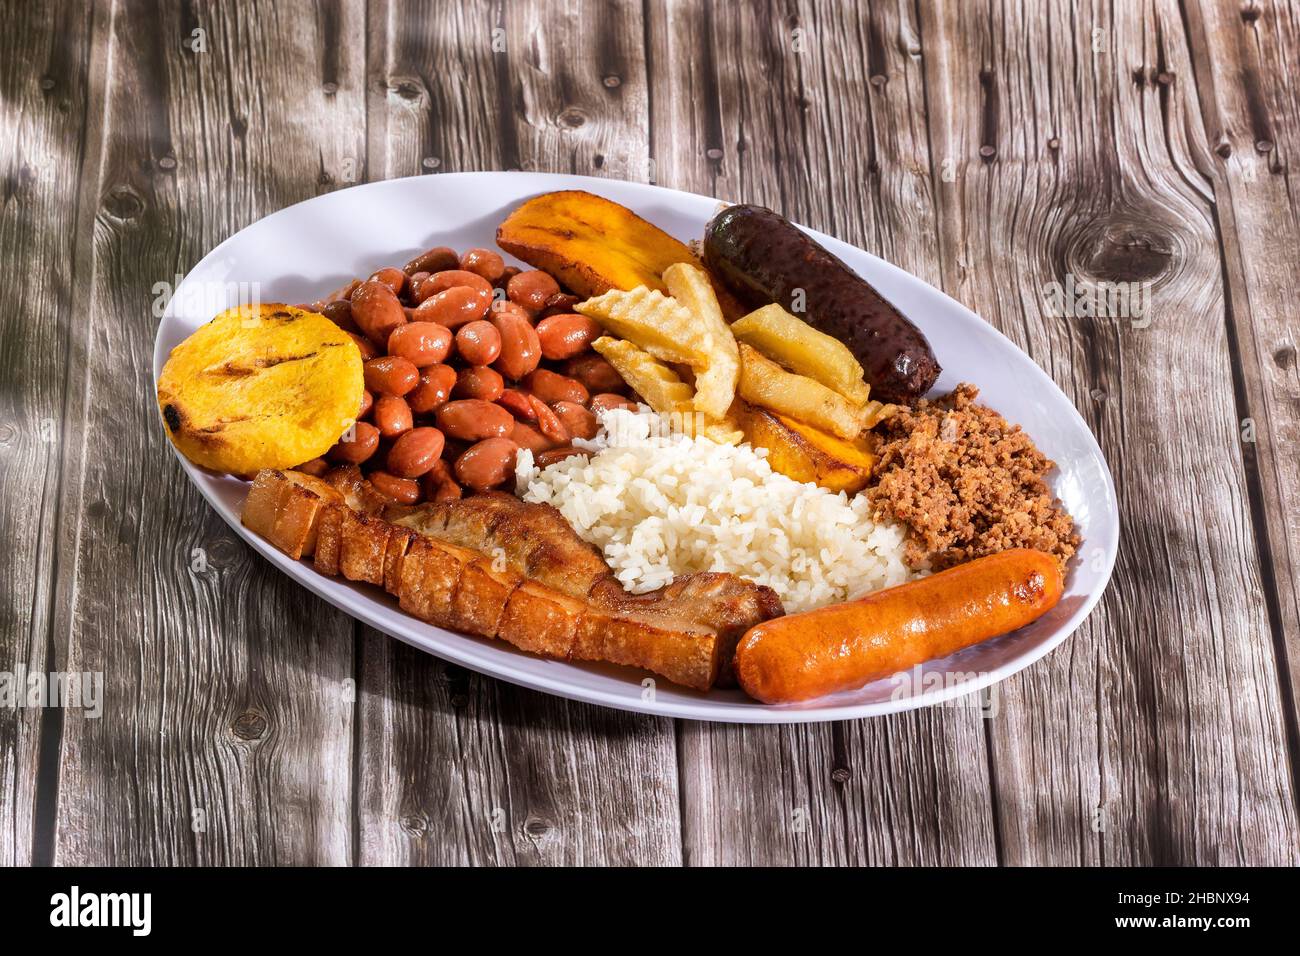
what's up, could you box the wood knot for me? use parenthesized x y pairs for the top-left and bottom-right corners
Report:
(102, 184), (145, 220)
(830, 766), (851, 784)
(557, 107), (587, 129)
(1068, 215), (1174, 284)
(207, 536), (242, 567)
(399, 814), (427, 835)
(1274, 345), (1296, 370)
(523, 815), (554, 840)
(232, 711), (268, 740)
(602, 74), (621, 88)
(387, 77), (425, 104)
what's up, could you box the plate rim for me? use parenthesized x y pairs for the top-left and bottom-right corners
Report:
(153, 170), (1119, 724)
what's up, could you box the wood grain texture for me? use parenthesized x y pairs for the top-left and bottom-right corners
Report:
(48, 0), (366, 865)
(919, 0), (1299, 863)
(0, 0), (94, 867)
(650, 0), (999, 865)
(355, 0), (682, 867)
(1182, 0), (1300, 799)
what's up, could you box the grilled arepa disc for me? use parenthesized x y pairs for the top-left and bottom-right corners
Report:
(157, 304), (363, 474)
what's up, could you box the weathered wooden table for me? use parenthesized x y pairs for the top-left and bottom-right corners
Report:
(3, 0), (1297, 866)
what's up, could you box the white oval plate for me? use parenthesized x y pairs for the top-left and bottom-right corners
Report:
(154, 172), (1118, 723)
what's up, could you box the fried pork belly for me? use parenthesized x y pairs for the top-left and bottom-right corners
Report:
(241, 469), (783, 690)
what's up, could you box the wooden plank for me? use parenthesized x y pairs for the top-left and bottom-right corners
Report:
(356, 0), (682, 867)
(1182, 0), (1300, 794)
(0, 0), (95, 868)
(918, 0), (1299, 863)
(649, 0), (999, 865)
(49, 0), (366, 865)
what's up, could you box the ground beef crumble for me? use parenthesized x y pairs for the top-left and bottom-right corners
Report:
(868, 383), (1079, 571)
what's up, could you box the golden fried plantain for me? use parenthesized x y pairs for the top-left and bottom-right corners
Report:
(158, 304), (363, 474)
(495, 190), (745, 317)
(738, 403), (875, 493)
(662, 263), (738, 420)
(731, 303), (871, 405)
(736, 343), (869, 440)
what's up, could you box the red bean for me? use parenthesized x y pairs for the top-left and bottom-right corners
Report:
(507, 270), (561, 311)
(459, 248), (506, 283)
(347, 331), (378, 361)
(523, 368), (589, 406)
(435, 400), (515, 442)
(564, 354), (626, 393)
(363, 356), (419, 396)
(403, 246), (459, 276)
(369, 267), (407, 297)
(511, 420), (556, 454)
(490, 311), (542, 380)
(535, 313), (602, 361)
(414, 285), (491, 328)
(454, 438), (519, 491)
(496, 389), (537, 421)
(424, 459), (463, 502)
(372, 395), (414, 439)
(454, 365), (505, 402)
(350, 280), (407, 346)
(527, 393), (570, 444)
(407, 364), (457, 414)
(369, 470), (422, 504)
(589, 392), (638, 415)
(319, 299), (359, 333)
(328, 421), (380, 464)
(387, 321), (452, 367)
(455, 320), (502, 366)
(551, 400), (597, 440)
(386, 426), (445, 479)
(536, 446), (591, 468)
(416, 269), (494, 305)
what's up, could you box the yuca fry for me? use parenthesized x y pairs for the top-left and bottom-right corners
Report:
(576, 287), (709, 367)
(736, 343), (869, 440)
(730, 304), (871, 405)
(662, 263), (739, 420)
(592, 337), (741, 444)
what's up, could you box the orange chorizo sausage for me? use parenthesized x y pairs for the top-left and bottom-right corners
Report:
(734, 549), (1064, 704)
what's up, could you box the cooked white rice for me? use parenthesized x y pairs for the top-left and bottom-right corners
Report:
(515, 407), (916, 612)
